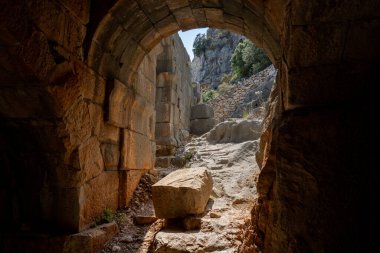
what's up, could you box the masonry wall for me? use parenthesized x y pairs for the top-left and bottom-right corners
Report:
(155, 34), (193, 158)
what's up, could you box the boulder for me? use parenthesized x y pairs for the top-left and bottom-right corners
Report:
(152, 168), (213, 218)
(205, 119), (262, 143)
(190, 118), (216, 135)
(191, 104), (214, 119)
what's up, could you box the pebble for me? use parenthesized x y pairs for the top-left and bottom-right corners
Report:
(112, 245), (121, 252)
(120, 235), (133, 243)
(210, 212), (222, 218)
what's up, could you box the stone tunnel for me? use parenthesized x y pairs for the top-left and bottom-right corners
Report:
(0, 0), (379, 252)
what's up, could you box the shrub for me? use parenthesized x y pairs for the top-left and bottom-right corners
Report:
(202, 89), (218, 103)
(231, 39), (271, 78)
(193, 33), (207, 57)
(218, 82), (232, 93)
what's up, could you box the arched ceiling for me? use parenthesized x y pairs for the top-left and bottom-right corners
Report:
(87, 0), (283, 85)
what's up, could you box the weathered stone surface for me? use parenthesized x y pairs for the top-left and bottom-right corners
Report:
(152, 168), (213, 218)
(108, 79), (134, 128)
(64, 222), (118, 253)
(100, 124), (120, 144)
(205, 119), (262, 143)
(121, 129), (154, 170)
(119, 170), (146, 207)
(191, 28), (244, 88)
(190, 104), (214, 119)
(80, 172), (119, 230)
(101, 143), (120, 170)
(133, 215), (158, 225)
(78, 137), (104, 183)
(190, 118), (216, 135)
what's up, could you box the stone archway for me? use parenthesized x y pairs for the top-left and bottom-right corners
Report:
(0, 1), (379, 252)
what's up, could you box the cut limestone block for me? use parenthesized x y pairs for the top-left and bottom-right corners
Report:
(152, 168), (213, 218)
(191, 104), (214, 120)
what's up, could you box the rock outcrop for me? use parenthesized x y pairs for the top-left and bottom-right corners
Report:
(209, 65), (277, 123)
(205, 119), (262, 144)
(191, 29), (243, 89)
(152, 168), (213, 218)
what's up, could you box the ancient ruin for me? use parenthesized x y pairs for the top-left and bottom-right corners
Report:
(0, 0), (379, 252)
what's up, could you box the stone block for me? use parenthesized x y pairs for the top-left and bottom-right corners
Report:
(204, 8), (224, 27)
(100, 124), (120, 144)
(155, 156), (174, 168)
(191, 104), (214, 119)
(284, 65), (339, 110)
(119, 170), (146, 207)
(173, 7), (198, 30)
(192, 8), (208, 27)
(80, 171), (119, 230)
(152, 168), (213, 218)
(108, 79), (135, 128)
(121, 130), (155, 170)
(190, 118), (216, 135)
(154, 15), (180, 38)
(78, 137), (104, 183)
(287, 23), (346, 68)
(156, 86), (176, 103)
(156, 72), (175, 87)
(63, 222), (118, 253)
(156, 102), (174, 123)
(56, 187), (81, 232)
(129, 95), (154, 137)
(156, 144), (177, 156)
(155, 123), (174, 139)
(101, 143), (120, 170)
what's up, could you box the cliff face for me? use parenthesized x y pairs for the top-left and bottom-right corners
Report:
(191, 29), (243, 89)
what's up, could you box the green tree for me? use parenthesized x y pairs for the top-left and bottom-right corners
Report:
(231, 39), (271, 78)
(192, 33), (207, 57)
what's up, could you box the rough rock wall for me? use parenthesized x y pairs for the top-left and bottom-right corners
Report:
(209, 65), (276, 123)
(191, 29), (243, 89)
(155, 34), (192, 157)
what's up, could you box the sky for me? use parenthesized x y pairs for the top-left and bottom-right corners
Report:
(178, 28), (208, 61)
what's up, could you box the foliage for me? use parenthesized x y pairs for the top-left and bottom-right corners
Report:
(231, 39), (271, 78)
(221, 74), (232, 84)
(193, 33), (207, 57)
(218, 82), (232, 93)
(93, 208), (115, 227)
(202, 89), (218, 103)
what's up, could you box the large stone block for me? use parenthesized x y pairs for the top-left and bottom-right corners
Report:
(156, 102), (174, 123)
(100, 124), (120, 144)
(205, 119), (262, 143)
(121, 129), (155, 170)
(190, 104), (214, 119)
(119, 170), (146, 207)
(190, 118), (216, 135)
(108, 79), (135, 128)
(80, 171), (119, 230)
(156, 72), (175, 87)
(152, 168), (213, 218)
(78, 137), (104, 183)
(100, 143), (120, 170)
(63, 222), (118, 253)
(130, 94), (154, 137)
